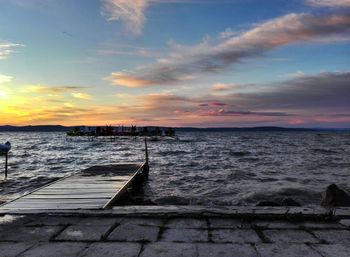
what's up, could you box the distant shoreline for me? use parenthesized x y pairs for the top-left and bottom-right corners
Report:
(0, 125), (349, 132)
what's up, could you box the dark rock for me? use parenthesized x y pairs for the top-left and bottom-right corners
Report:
(321, 184), (350, 207)
(281, 197), (301, 207)
(256, 201), (281, 207)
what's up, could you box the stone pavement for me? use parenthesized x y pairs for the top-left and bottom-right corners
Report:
(1, 209), (350, 257)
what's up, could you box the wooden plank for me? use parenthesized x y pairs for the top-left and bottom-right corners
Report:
(28, 191), (115, 195)
(43, 187), (122, 191)
(37, 186), (118, 191)
(26, 197), (111, 200)
(27, 193), (112, 198)
(2, 200), (108, 207)
(45, 186), (123, 190)
(0, 204), (102, 210)
(45, 183), (126, 188)
(4, 200), (108, 205)
(66, 177), (131, 181)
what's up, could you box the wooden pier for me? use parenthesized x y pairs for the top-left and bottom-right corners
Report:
(0, 163), (149, 211)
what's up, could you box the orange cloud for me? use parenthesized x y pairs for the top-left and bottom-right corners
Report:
(108, 72), (156, 88)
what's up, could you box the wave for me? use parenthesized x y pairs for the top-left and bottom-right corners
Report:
(312, 148), (338, 154)
(229, 150), (251, 157)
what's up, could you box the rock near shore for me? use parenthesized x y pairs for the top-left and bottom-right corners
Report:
(321, 184), (350, 207)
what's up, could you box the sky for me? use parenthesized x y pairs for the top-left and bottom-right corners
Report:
(0, 0), (349, 128)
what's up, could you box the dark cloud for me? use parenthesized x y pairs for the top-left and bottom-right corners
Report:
(133, 71), (350, 122)
(230, 71), (350, 110)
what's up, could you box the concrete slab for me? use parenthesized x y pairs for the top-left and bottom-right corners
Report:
(299, 221), (345, 229)
(82, 242), (141, 257)
(165, 218), (207, 229)
(256, 243), (322, 257)
(140, 242), (197, 257)
(119, 217), (163, 227)
(338, 219), (350, 227)
(0, 225), (63, 242)
(311, 243), (350, 257)
(25, 216), (81, 226)
(161, 228), (208, 243)
(55, 225), (110, 241)
(18, 242), (87, 257)
(0, 242), (34, 257)
(312, 230), (350, 244)
(211, 229), (261, 243)
(108, 223), (160, 242)
(197, 243), (259, 257)
(208, 218), (248, 229)
(76, 217), (120, 226)
(253, 220), (299, 229)
(263, 230), (320, 243)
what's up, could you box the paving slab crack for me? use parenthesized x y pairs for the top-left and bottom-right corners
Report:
(101, 221), (121, 241)
(252, 225), (271, 243)
(49, 224), (70, 242)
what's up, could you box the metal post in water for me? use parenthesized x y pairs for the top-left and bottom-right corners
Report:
(5, 152), (8, 180)
(145, 137), (149, 165)
(143, 137), (149, 178)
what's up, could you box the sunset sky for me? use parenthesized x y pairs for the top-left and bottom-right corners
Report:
(0, 0), (349, 127)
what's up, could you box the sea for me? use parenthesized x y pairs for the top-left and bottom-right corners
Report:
(0, 131), (350, 207)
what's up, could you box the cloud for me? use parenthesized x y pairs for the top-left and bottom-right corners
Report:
(27, 85), (89, 93)
(211, 83), (240, 92)
(227, 71), (350, 111)
(197, 109), (294, 117)
(101, 0), (150, 36)
(0, 42), (24, 60)
(219, 28), (238, 39)
(100, 0), (223, 36)
(121, 71), (350, 126)
(72, 92), (93, 100)
(97, 43), (160, 58)
(283, 70), (306, 78)
(306, 0), (350, 7)
(110, 12), (350, 87)
(3, 71), (349, 127)
(0, 74), (13, 84)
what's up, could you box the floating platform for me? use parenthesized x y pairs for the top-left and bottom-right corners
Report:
(0, 163), (148, 211)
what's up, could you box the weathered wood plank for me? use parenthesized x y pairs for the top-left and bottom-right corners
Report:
(4, 199), (109, 205)
(45, 183), (126, 187)
(0, 204), (102, 209)
(27, 193), (112, 198)
(25, 195), (111, 199)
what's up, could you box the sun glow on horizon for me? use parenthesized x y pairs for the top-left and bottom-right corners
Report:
(0, 1), (349, 128)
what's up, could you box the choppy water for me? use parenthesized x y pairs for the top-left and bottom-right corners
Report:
(0, 131), (350, 206)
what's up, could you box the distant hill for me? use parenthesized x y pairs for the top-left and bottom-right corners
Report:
(175, 126), (317, 132)
(0, 125), (348, 132)
(0, 125), (72, 132)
